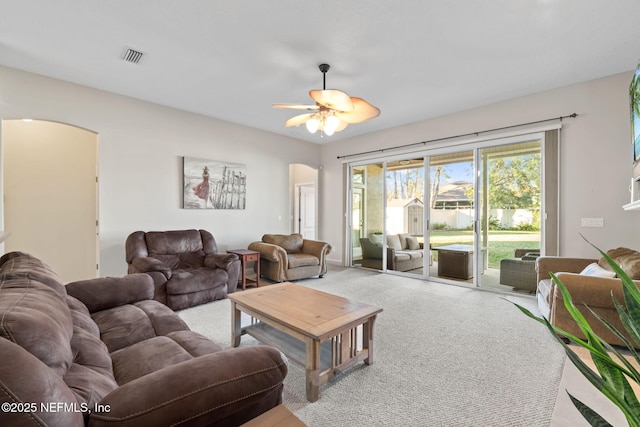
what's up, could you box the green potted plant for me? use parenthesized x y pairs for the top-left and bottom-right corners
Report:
(514, 241), (640, 426)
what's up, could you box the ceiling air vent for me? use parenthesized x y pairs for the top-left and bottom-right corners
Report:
(122, 48), (144, 64)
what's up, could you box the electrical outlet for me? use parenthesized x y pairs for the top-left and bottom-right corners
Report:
(581, 218), (604, 227)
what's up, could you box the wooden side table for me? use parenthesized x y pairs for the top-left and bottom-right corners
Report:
(227, 249), (260, 290)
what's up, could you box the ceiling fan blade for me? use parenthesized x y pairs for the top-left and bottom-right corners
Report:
(273, 103), (319, 111)
(334, 119), (349, 133)
(284, 113), (315, 127)
(309, 89), (354, 112)
(335, 97), (380, 124)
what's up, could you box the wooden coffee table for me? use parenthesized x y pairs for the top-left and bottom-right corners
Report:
(228, 282), (382, 402)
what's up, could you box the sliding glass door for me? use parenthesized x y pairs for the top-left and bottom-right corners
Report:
(477, 141), (541, 291)
(350, 163), (384, 269)
(385, 158), (425, 277)
(347, 131), (552, 293)
(427, 151), (476, 282)
(350, 159), (427, 277)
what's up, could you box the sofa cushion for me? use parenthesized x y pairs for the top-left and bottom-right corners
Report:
(288, 253), (320, 268)
(407, 237), (420, 250)
(0, 251), (67, 295)
(151, 253), (180, 270)
(66, 274), (155, 313)
(0, 275), (74, 378)
(92, 300), (191, 353)
(166, 268), (229, 295)
(164, 330), (224, 357)
(263, 233), (304, 253)
(0, 339), (85, 427)
(536, 278), (553, 318)
(146, 229), (205, 255)
(111, 336), (195, 385)
(394, 252), (411, 262)
(398, 233), (411, 249)
(177, 251), (206, 268)
(580, 262), (617, 278)
(396, 250), (423, 260)
(387, 234), (402, 250)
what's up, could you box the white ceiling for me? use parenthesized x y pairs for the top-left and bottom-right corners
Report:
(1, 1), (639, 143)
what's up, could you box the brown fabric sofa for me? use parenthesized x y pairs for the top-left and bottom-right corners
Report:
(0, 251), (287, 427)
(125, 229), (240, 310)
(536, 247), (640, 347)
(248, 233), (331, 282)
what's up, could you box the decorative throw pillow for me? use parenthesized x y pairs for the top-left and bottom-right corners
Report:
(387, 235), (402, 251)
(407, 237), (420, 250)
(598, 247), (640, 279)
(580, 262), (617, 278)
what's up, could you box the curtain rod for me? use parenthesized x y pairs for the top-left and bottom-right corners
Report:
(336, 113), (578, 160)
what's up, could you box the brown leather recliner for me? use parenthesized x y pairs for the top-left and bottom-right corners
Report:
(0, 252), (287, 427)
(248, 233), (332, 282)
(125, 229), (240, 310)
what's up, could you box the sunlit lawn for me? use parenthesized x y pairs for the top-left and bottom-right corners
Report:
(429, 230), (539, 269)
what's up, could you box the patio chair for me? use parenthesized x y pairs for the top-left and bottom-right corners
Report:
(499, 248), (540, 292)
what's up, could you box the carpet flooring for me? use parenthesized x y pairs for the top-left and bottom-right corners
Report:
(178, 265), (566, 426)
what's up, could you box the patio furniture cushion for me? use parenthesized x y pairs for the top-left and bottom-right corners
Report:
(407, 237), (420, 250)
(394, 253), (411, 262)
(387, 235), (402, 250)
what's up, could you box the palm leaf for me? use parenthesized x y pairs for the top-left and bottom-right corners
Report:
(568, 393), (613, 427)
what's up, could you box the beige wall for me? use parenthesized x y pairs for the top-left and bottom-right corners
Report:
(0, 65), (321, 277)
(1, 65), (637, 274)
(320, 72), (640, 263)
(3, 120), (98, 282)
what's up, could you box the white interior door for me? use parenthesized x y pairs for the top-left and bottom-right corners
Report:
(298, 184), (316, 239)
(2, 120), (98, 282)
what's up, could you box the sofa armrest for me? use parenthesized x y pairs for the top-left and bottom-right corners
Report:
(90, 346), (287, 427)
(301, 239), (332, 260)
(130, 257), (172, 278)
(204, 253), (239, 269)
(248, 242), (287, 264)
(536, 256), (597, 283)
(66, 274), (155, 313)
(386, 248), (397, 270)
(554, 273), (628, 309)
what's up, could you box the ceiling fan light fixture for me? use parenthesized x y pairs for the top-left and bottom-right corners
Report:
(324, 115), (340, 136)
(273, 63), (379, 137)
(306, 117), (320, 133)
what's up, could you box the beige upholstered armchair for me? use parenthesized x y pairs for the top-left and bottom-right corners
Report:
(248, 233), (332, 282)
(536, 247), (640, 347)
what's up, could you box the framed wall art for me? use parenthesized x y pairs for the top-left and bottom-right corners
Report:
(183, 157), (246, 209)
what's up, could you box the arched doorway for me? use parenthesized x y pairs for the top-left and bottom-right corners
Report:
(2, 119), (99, 282)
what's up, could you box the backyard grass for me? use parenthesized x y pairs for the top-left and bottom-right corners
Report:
(429, 230), (539, 269)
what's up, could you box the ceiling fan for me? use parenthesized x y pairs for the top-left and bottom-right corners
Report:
(273, 64), (380, 136)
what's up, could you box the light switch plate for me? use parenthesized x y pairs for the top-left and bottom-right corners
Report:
(581, 218), (604, 227)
